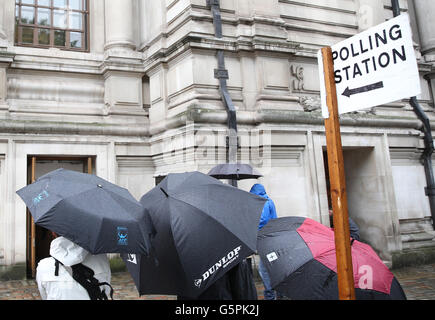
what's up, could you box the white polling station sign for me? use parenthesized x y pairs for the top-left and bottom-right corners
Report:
(318, 13), (421, 118)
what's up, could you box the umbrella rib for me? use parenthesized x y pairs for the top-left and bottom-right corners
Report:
(102, 187), (139, 207)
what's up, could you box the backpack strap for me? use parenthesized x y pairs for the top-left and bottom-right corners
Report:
(54, 259), (62, 276)
(52, 258), (114, 300)
(96, 281), (114, 300)
(70, 263), (114, 300)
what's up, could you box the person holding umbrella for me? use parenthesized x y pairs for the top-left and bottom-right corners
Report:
(36, 231), (113, 300)
(123, 171), (266, 299)
(329, 208), (361, 241)
(16, 169), (155, 299)
(249, 183), (279, 300)
(257, 216), (407, 300)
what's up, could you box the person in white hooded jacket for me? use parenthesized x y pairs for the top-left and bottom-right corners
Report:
(36, 233), (112, 300)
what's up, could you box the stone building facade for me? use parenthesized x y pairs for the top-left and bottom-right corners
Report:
(0, 0), (434, 279)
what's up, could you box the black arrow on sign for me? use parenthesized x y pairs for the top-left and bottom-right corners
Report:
(342, 81), (384, 97)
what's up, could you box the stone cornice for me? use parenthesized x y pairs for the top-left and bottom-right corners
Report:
(0, 119), (149, 137)
(6, 46), (146, 75)
(8, 47), (103, 74)
(143, 34), (300, 73)
(148, 105), (429, 136)
(278, 0), (356, 15)
(0, 49), (15, 66)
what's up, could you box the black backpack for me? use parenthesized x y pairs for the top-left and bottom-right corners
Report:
(54, 258), (114, 300)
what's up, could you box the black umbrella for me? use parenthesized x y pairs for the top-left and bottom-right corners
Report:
(207, 163), (262, 180)
(122, 171), (266, 298)
(16, 168), (154, 256)
(257, 216), (407, 300)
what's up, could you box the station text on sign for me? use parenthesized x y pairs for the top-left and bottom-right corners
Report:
(333, 23), (406, 84)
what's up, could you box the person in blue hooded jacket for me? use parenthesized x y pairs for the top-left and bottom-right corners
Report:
(250, 184), (277, 230)
(250, 183), (278, 300)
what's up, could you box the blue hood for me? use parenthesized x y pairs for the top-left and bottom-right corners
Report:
(250, 183), (268, 198)
(250, 183), (276, 229)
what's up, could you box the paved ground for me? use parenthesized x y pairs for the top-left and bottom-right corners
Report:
(0, 263), (434, 300)
(389, 263), (435, 300)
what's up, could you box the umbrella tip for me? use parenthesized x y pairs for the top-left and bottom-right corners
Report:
(160, 187), (169, 197)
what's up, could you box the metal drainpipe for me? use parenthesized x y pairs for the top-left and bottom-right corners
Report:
(391, 0), (435, 229)
(208, 0), (238, 187)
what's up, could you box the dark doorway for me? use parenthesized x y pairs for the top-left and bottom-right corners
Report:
(155, 175), (166, 185)
(26, 156), (95, 278)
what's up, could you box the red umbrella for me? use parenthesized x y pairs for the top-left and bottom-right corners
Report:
(257, 216), (407, 299)
(299, 218), (395, 295)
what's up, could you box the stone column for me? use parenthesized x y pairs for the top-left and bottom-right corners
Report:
(413, 0), (435, 57)
(138, 0), (165, 51)
(0, 53), (14, 110)
(234, 0), (286, 41)
(413, 1), (435, 117)
(102, 0), (145, 119)
(0, 1), (15, 113)
(0, 5), (5, 36)
(138, 0), (148, 50)
(356, 0), (385, 32)
(0, 3), (7, 47)
(104, 0), (135, 51)
(1, 0), (17, 47)
(0, 67), (7, 105)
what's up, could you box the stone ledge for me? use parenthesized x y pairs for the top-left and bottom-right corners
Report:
(392, 246), (435, 269)
(0, 119), (149, 137)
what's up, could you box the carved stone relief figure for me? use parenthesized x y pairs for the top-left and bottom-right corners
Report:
(290, 65), (305, 92)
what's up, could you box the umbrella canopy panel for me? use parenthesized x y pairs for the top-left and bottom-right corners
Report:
(276, 258), (406, 300)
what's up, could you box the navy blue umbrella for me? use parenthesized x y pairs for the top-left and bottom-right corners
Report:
(16, 168), (154, 256)
(122, 171), (266, 298)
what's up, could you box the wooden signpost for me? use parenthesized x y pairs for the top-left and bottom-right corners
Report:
(321, 47), (355, 300)
(318, 14), (421, 300)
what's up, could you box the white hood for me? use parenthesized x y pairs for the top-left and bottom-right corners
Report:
(36, 236), (112, 300)
(49, 236), (89, 267)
